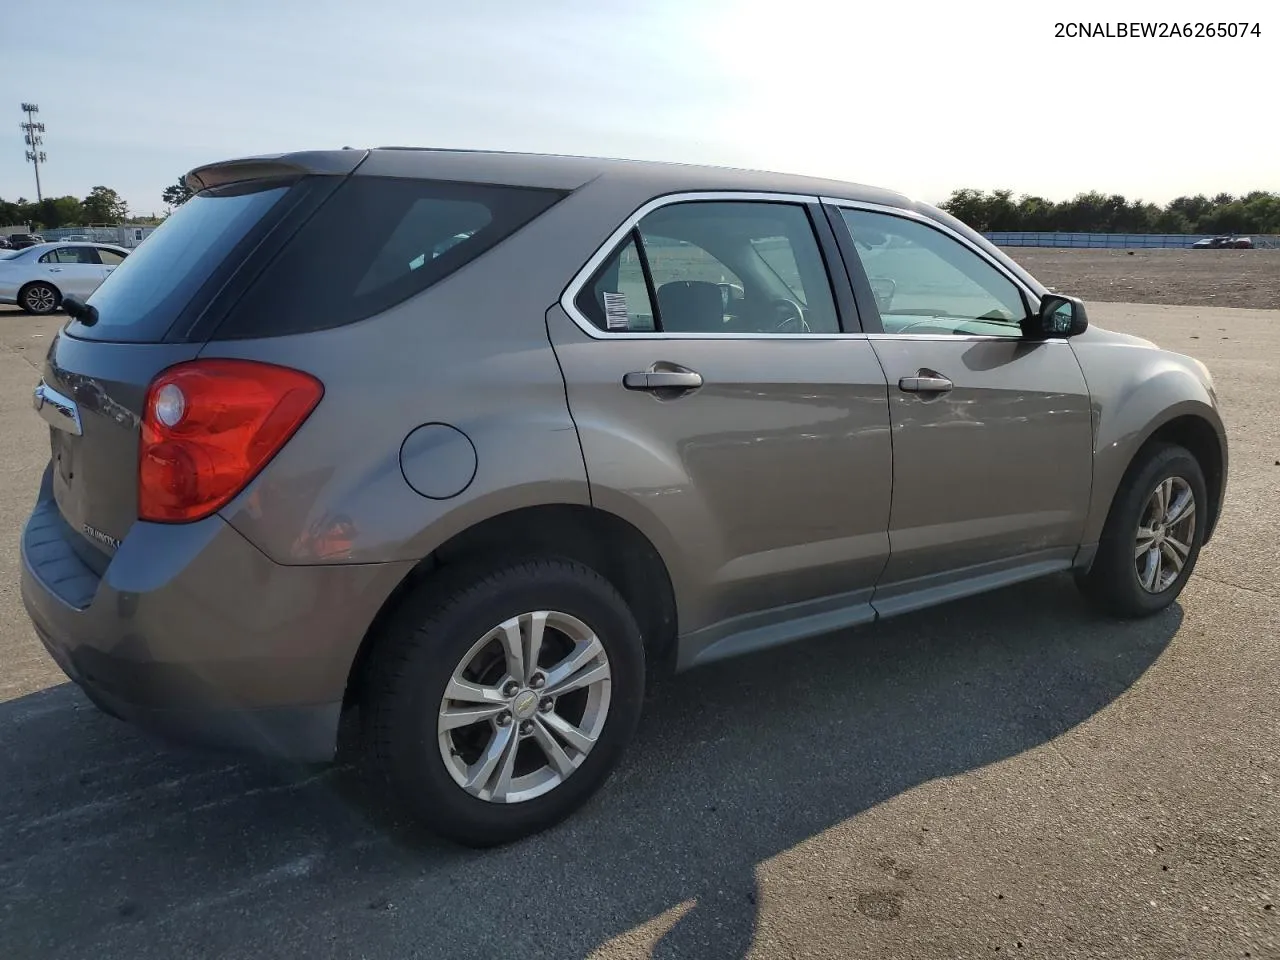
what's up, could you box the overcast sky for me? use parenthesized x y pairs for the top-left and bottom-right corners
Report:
(2, 0), (1275, 215)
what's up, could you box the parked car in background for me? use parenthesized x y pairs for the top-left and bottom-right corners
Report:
(20, 148), (1227, 847)
(0, 242), (130, 314)
(6, 233), (45, 250)
(0, 237), (11, 249)
(60, 234), (94, 242)
(1192, 235), (1253, 249)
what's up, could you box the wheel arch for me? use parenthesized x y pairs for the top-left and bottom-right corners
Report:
(342, 503), (680, 710)
(1089, 406), (1226, 550)
(1140, 413), (1226, 543)
(18, 279), (62, 312)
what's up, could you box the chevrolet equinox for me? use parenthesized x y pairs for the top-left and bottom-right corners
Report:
(21, 148), (1228, 846)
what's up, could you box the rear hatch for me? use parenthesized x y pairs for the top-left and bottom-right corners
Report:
(38, 174), (316, 567)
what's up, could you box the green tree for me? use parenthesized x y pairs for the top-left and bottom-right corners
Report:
(162, 176), (194, 209)
(1015, 195), (1058, 230)
(939, 188), (991, 230)
(81, 185), (129, 224)
(31, 196), (85, 230)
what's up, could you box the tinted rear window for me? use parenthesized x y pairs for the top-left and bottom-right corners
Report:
(212, 177), (565, 339)
(70, 181), (291, 343)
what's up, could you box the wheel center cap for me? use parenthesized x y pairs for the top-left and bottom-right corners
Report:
(512, 689), (539, 720)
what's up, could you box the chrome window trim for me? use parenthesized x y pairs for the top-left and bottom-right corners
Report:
(557, 190), (1057, 344)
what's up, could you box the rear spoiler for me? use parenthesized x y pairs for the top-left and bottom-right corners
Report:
(185, 149), (369, 193)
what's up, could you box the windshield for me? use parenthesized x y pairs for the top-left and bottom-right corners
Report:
(0, 250), (24, 261)
(69, 180), (292, 342)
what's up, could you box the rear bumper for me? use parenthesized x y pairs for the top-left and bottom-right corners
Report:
(20, 464), (413, 762)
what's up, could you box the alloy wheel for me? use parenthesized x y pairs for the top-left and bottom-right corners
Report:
(437, 610), (612, 804)
(24, 284), (57, 314)
(1134, 476), (1196, 593)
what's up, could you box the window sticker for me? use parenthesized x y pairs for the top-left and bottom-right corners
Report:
(602, 291), (630, 330)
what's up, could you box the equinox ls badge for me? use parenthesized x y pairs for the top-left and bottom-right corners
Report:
(82, 524), (120, 550)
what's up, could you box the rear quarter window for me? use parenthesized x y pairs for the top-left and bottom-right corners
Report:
(211, 177), (565, 339)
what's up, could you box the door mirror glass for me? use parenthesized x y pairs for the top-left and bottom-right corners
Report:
(1032, 293), (1089, 338)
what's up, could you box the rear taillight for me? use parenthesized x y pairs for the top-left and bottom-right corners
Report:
(139, 359), (323, 523)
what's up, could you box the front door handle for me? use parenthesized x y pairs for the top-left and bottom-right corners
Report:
(898, 374), (953, 394)
(623, 365), (704, 393)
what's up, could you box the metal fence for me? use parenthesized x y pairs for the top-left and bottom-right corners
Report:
(37, 224), (157, 248)
(984, 231), (1280, 249)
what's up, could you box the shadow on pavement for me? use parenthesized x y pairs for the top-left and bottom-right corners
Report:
(0, 574), (1181, 960)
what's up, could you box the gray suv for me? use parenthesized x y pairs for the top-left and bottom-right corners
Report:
(20, 148), (1227, 846)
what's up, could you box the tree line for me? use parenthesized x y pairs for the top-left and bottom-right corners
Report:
(940, 189), (1280, 235)
(0, 186), (139, 230)
(12, 177), (1278, 236)
(1, 174), (198, 230)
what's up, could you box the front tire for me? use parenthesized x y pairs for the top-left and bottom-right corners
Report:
(19, 282), (61, 315)
(1076, 442), (1207, 617)
(365, 558), (645, 847)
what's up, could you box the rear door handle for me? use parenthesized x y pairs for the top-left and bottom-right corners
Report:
(898, 374), (953, 394)
(623, 366), (704, 393)
(47, 267), (63, 273)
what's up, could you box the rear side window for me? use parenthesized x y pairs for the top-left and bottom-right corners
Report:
(70, 180), (292, 342)
(41, 247), (99, 265)
(213, 177), (565, 339)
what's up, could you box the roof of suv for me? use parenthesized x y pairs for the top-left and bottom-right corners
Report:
(186, 146), (916, 211)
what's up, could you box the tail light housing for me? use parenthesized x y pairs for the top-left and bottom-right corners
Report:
(139, 359), (323, 523)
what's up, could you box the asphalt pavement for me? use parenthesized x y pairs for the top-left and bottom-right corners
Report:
(0, 303), (1276, 959)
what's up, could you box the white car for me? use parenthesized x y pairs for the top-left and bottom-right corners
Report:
(0, 242), (130, 315)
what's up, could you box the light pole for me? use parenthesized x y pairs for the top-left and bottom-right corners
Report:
(20, 102), (46, 204)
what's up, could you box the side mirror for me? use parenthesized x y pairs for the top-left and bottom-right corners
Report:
(1026, 293), (1088, 339)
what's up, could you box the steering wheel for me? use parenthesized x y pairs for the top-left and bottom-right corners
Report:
(771, 297), (810, 333)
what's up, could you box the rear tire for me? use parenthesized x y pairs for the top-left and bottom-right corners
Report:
(1076, 442), (1207, 617)
(364, 558), (645, 847)
(19, 282), (60, 315)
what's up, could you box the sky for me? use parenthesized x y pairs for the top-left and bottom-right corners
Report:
(2, 0), (1276, 216)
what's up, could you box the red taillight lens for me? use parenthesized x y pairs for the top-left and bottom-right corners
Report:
(139, 359), (323, 523)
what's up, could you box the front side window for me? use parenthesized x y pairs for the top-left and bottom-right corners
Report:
(840, 208), (1028, 337)
(576, 200), (840, 335)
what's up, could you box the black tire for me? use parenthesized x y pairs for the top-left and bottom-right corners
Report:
(1076, 442), (1207, 617)
(19, 281), (60, 316)
(364, 558), (645, 847)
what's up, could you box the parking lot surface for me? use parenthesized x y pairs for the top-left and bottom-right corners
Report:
(0, 303), (1276, 959)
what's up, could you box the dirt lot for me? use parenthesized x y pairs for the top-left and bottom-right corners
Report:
(1002, 248), (1280, 311)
